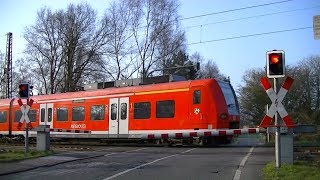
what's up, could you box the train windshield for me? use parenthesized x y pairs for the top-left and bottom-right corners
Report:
(217, 81), (240, 115)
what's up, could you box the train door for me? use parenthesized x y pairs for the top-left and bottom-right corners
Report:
(39, 103), (53, 128)
(109, 97), (129, 135)
(189, 86), (205, 127)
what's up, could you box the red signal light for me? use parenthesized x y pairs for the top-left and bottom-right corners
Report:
(19, 84), (26, 91)
(266, 50), (285, 78)
(270, 54), (280, 64)
(18, 83), (30, 99)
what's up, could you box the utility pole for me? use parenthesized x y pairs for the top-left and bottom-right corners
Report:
(5, 32), (13, 98)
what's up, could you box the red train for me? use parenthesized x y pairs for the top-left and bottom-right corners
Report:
(0, 76), (240, 143)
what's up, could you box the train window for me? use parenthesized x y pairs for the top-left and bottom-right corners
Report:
(0, 111), (7, 123)
(134, 102), (150, 119)
(111, 104), (117, 120)
(28, 110), (37, 122)
(120, 103), (127, 120)
(41, 108), (45, 122)
(193, 90), (201, 104)
(57, 108), (68, 121)
(14, 110), (22, 122)
(48, 108), (52, 122)
(156, 100), (175, 118)
(91, 105), (105, 120)
(72, 106), (85, 121)
(218, 82), (240, 115)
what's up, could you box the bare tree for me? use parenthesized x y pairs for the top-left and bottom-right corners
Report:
(101, 1), (136, 80)
(13, 58), (41, 93)
(129, 0), (184, 78)
(189, 52), (226, 80)
(153, 4), (186, 76)
(198, 60), (227, 80)
(56, 3), (107, 92)
(24, 8), (64, 94)
(189, 52), (204, 65)
(0, 51), (5, 97)
(23, 4), (110, 93)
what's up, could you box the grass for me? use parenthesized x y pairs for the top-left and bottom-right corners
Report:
(263, 161), (320, 180)
(0, 150), (55, 162)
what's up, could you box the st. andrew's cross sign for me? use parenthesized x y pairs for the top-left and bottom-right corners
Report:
(17, 99), (34, 130)
(259, 76), (295, 128)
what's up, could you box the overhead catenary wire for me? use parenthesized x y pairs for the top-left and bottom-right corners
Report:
(185, 5), (320, 29)
(187, 26), (312, 45)
(180, 0), (295, 21)
(133, 0), (297, 30)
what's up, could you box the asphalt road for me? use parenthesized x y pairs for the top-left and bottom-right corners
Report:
(2, 135), (274, 180)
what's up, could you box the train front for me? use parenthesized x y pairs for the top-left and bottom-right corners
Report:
(205, 79), (240, 130)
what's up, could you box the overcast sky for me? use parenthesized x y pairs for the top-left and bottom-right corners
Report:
(0, 0), (319, 89)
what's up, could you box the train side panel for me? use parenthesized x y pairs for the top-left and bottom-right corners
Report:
(52, 98), (109, 132)
(0, 78), (240, 139)
(129, 89), (191, 131)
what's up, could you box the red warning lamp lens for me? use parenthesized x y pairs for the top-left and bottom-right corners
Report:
(267, 50), (285, 78)
(270, 54), (280, 64)
(18, 83), (30, 99)
(19, 84), (26, 91)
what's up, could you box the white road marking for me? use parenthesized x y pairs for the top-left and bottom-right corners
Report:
(233, 147), (254, 180)
(103, 148), (196, 180)
(181, 148), (196, 154)
(104, 152), (118, 157)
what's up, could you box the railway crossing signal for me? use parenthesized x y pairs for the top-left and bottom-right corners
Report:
(18, 83), (30, 99)
(260, 77), (294, 128)
(17, 98), (34, 130)
(262, 49), (295, 168)
(266, 50), (285, 78)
